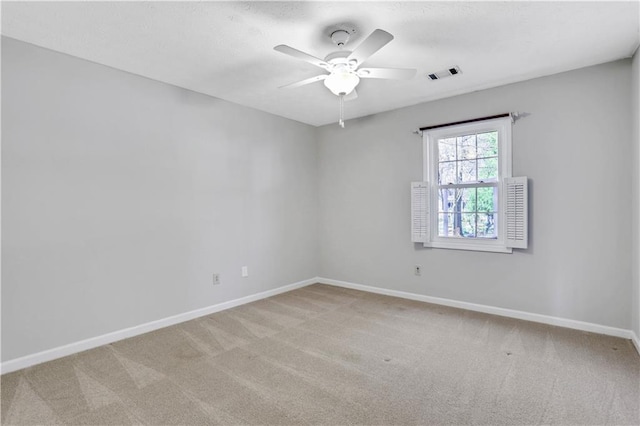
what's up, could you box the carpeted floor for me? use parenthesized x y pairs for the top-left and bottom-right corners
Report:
(1, 283), (639, 425)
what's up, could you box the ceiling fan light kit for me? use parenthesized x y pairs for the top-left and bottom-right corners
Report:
(274, 27), (417, 128)
(324, 73), (360, 96)
(323, 64), (360, 96)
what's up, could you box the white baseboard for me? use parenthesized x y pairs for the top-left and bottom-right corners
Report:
(632, 331), (640, 356)
(317, 277), (637, 342)
(0, 278), (316, 375)
(4, 276), (638, 374)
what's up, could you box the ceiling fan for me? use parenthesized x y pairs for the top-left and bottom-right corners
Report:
(274, 28), (416, 127)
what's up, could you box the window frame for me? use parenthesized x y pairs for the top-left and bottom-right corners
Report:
(423, 116), (512, 253)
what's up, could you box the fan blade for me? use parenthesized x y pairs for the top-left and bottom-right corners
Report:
(279, 74), (328, 89)
(347, 29), (394, 66)
(274, 45), (329, 70)
(343, 89), (358, 101)
(358, 67), (417, 80)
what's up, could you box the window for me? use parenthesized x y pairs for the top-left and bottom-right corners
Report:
(412, 116), (527, 253)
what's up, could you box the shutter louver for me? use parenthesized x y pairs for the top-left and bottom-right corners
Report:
(505, 176), (528, 249)
(411, 182), (429, 243)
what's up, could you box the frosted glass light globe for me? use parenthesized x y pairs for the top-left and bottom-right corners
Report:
(324, 68), (360, 96)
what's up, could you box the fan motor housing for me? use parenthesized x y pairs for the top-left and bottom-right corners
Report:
(324, 51), (359, 70)
(324, 51), (350, 62)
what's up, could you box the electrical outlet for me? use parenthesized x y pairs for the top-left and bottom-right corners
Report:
(414, 266), (422, 276)
(212, 273), (221, 285)
(241, 266), (249, 277)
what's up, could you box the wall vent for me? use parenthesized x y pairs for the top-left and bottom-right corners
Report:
(427, 66), (462, 80)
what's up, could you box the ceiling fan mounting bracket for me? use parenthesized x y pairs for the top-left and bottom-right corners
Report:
(325, 23), (357, 44)
(330, 30), (351, 48)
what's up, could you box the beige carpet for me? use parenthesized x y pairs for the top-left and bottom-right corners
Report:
(1, 284), (639, 425)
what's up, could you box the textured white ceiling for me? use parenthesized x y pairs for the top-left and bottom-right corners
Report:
(2, 1), (639, 127)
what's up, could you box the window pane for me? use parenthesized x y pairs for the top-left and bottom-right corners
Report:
(438, 161), (456, 185)
(476, 186), (497, 212)
(437, 186), (499, 239)
(438, 138), (456, 161)
(477, 132), (498, 157)
(438, 213), (455, 237)
(438, 212), (476, 237)
(477, 157), (498, 181)
(477, 213), (497, 238)
(460, 213), (476, 237)
(439, 188), (475, 213)
(458, 160), (477, 183)
(460, 188), (476, 213)
(457, 135), (476, 160)
(438, 188), (456, 212)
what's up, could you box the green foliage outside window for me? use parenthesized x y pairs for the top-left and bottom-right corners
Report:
(437, 131), (499, 238)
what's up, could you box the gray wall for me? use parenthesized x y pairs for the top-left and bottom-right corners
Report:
(317, 60), (633, 329)
(632, 48), (640, 339)
(3, 36), (637, 364)
(1, 38), (319, 362)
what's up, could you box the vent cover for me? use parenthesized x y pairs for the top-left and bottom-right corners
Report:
(428, 66), (462, 80)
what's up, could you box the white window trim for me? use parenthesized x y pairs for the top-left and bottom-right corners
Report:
(422, 117), (513, 253)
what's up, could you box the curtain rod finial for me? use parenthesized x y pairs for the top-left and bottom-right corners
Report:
(510, 111), (530, 123)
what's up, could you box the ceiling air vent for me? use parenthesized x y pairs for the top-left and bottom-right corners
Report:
(428, 66), (462, 80)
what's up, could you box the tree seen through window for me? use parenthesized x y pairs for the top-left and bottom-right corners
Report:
(437, 131), (499, 238)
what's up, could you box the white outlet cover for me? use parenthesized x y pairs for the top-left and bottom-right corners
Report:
(241, 266), (248, 277)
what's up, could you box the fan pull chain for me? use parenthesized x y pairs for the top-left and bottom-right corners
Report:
(339, 95), (345, 128)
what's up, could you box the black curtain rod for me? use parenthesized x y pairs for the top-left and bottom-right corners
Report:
(419, 113), (510, 132)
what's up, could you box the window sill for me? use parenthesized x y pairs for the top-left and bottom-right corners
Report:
(424, 241), (513, 254)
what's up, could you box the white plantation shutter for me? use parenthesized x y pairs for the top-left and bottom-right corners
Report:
(505, 176), (528, 249)
(411, 182), (430, 243)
